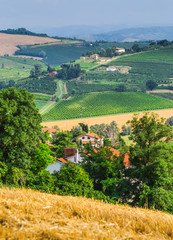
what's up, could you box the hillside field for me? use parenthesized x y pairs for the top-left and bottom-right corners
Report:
(41, 108), (173, 131)
(0, 56), (46, 82)
(0, 33), (59, 56)
(42, 92), (173, 121)
(0, 187), (172, 240)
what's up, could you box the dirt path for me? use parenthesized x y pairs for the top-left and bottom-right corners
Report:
(40, 101), (56, 114)
(41, 108), (173, 130)
(147, 90), (173, 93)
(64, 82), (67, 94)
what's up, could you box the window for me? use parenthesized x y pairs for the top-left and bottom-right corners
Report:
(88, 137), (90, 139)
(82, 137), (85, 139)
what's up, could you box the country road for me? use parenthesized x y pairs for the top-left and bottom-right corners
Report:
(40, 80), (62, 114)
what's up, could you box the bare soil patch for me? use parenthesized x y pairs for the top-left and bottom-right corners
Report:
(42, 109), (173, 130)
(13, 55), (43, 60)
(147, 90), (173, 93)
(0, 33), (60, 56)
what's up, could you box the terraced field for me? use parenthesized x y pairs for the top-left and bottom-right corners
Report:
(42, 92), (173, 121)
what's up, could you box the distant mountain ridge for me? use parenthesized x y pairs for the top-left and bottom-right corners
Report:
(83, 26), (173, 42)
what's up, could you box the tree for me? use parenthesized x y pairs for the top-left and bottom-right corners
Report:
(0, 88), (42, 169)
(125, 112), (173, 211)
(53, 131), (75, 158)
(166, 116), (173, 126)
(81, 147), (124, 194)
(146, 80), (158, 91)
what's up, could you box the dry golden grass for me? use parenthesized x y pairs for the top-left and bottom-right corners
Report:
(0, 33), (60, 56)
(42, 109), (173, 131)
(0, 187), (172, 240)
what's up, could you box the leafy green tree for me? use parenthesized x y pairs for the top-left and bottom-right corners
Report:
(53, 162), (94, 196)
(81, 147), (124, 194)
(31, 142), (54, 174)
(146, 80), (158, 91)
(53, 131), (75, 158)
(125, 112), (173, 211)
(0, 88), (42, 169)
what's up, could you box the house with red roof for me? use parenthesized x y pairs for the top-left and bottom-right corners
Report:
(42, 127), (59, 143)
(77, 133), (104, 148)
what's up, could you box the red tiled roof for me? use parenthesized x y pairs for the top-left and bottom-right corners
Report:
(57, 158), (67, 163)
(78, 132), (102, 139)
(42, 128), (59, 134)
(82, 141), (96, 144)
(64, 148), (76, 155)
(86, 147), (130, 167)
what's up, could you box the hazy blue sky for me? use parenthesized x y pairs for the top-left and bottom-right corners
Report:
(1, 0), (173, 29)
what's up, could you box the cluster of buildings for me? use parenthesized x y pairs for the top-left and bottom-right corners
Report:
(43, 128), (130, 174)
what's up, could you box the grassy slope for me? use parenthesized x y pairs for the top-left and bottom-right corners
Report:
(42, 92), (173, 121)
(0, 187), (172, 240)
(0, 56), (46, 82)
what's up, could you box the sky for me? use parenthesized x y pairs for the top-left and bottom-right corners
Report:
(1, 0), (173, 30)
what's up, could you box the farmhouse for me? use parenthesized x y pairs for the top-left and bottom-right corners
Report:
(107, 66), (117, 71)
(48, 71), (57, 77)
(77, 132), (104, 147)
(115, 48), (125, 54)
(90, 54), (99, 60)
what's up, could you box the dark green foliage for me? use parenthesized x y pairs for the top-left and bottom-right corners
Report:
(80, 147), (124, 198)
(125, 113), (173, 212)
(0, 28), (48, 37)
(121, 125), (132, 136)
(78, 123), (88, 133)
(146, 80), (158, 91)
(0, 88), (42, 169)
(166, 116), (173, 126)
(52, 131), (75, 158)
(16, 76), (57, 95)
(58, 64), (81, 80)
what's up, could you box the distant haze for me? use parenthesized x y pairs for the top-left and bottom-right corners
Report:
(1, 0), (173, 31)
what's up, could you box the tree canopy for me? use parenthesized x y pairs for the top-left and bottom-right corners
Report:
(0, 88), (42, 169)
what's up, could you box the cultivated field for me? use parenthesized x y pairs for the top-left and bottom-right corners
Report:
(42, 92), (173, 121)
(0, 187), (172, 240)
(0, 56), (46, 82)
(0, 33), (60, 56)
(42, 108), (173, 131)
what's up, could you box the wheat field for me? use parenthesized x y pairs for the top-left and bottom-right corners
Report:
(42, 108), (173, 131)
(0, 187), (172, 240)
(0, 33), (60, 56)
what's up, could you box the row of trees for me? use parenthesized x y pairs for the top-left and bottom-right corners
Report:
(0, 88), (172, 213)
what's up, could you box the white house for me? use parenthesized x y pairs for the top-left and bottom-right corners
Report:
(115, 48), (125, 54)
(107, 66), (117, 72)
(77, 133), (103, 148)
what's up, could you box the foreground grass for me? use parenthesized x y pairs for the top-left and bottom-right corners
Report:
(0, 187), (172, 240)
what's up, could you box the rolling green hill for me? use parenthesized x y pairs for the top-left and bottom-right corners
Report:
(42, 92), (173, 121)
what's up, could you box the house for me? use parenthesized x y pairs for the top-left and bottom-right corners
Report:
(90, 54), (99, 60)
(48, 71), (57, 77)
(64, 148), (83, 164)
(77, 133), (104, 148)
(42, 127), (59, 143)
(115, 48), (125, 54)
(106, 66), (117, 72)
(86, 146), (130, 167)
(46, 158), (67, 173)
